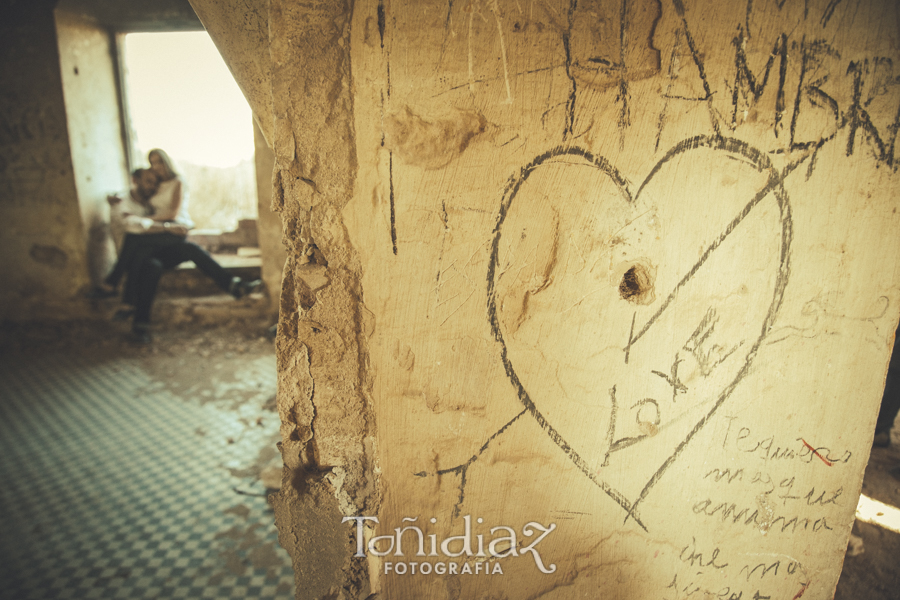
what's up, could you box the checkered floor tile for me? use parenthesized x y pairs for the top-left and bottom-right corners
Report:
(0, 352), (294, 599)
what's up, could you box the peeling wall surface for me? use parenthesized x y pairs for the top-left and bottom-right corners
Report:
(0, 1), (92, 320)
(193, 0), (900, 598)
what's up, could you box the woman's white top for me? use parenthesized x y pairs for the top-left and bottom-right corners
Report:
(150, 178), (195, 230)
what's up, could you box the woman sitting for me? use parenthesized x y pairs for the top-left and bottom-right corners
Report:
(98, 149), (260, 342)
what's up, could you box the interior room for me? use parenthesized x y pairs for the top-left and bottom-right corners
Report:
(1, 0), (291, 598)
(2, 1), (900, 599)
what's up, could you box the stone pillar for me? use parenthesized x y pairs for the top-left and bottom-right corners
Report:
(192, 0), (900, 598)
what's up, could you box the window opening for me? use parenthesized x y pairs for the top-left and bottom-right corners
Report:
(120, 32), (258, 253)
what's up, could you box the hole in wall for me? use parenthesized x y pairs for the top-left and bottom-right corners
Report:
(619, 267), (642, 300)
(619, 263), (655, 304)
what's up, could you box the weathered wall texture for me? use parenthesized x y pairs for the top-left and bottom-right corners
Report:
(55, 7), (130, 287)
(265, 3), (377, 598)
(193, 0), (377, 594)
(194, 0), (900, 598)
(0, 1), (92, 320)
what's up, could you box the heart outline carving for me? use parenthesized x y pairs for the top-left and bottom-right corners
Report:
(486, 135), (793, 530)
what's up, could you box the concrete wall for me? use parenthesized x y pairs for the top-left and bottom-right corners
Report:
(55, 7), (130, 287)
(0, 1), (91, 321)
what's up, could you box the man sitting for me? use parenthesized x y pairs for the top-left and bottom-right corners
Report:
(101, 168), (260, 342)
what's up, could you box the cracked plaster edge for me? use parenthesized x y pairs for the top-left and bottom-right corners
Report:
(267, 0), (382, 597)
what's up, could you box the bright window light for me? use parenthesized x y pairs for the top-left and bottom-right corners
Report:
(856, 493), (900, 534)
(121, 31), (257, 233)
(122, 31), (253, 169)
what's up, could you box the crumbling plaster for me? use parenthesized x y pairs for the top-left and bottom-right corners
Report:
(193, 0), (380, 596)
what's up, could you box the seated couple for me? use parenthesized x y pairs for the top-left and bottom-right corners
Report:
(97, 149), (260, 342)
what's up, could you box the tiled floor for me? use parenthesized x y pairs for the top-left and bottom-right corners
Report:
(0, 348), (294, 599)
(3, 322), (896, 599)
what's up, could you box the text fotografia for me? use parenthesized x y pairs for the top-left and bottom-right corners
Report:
(343, 516), (557, 575)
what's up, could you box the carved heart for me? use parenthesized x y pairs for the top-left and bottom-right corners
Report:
(487, 136), (791, 529)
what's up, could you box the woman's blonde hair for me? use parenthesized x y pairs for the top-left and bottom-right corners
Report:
(148, 148), (178, 180)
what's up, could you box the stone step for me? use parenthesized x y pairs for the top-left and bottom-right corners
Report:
(153, 291), (269, 326)
(88, 254), (270, 328)
(157, 254), (262, 297)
